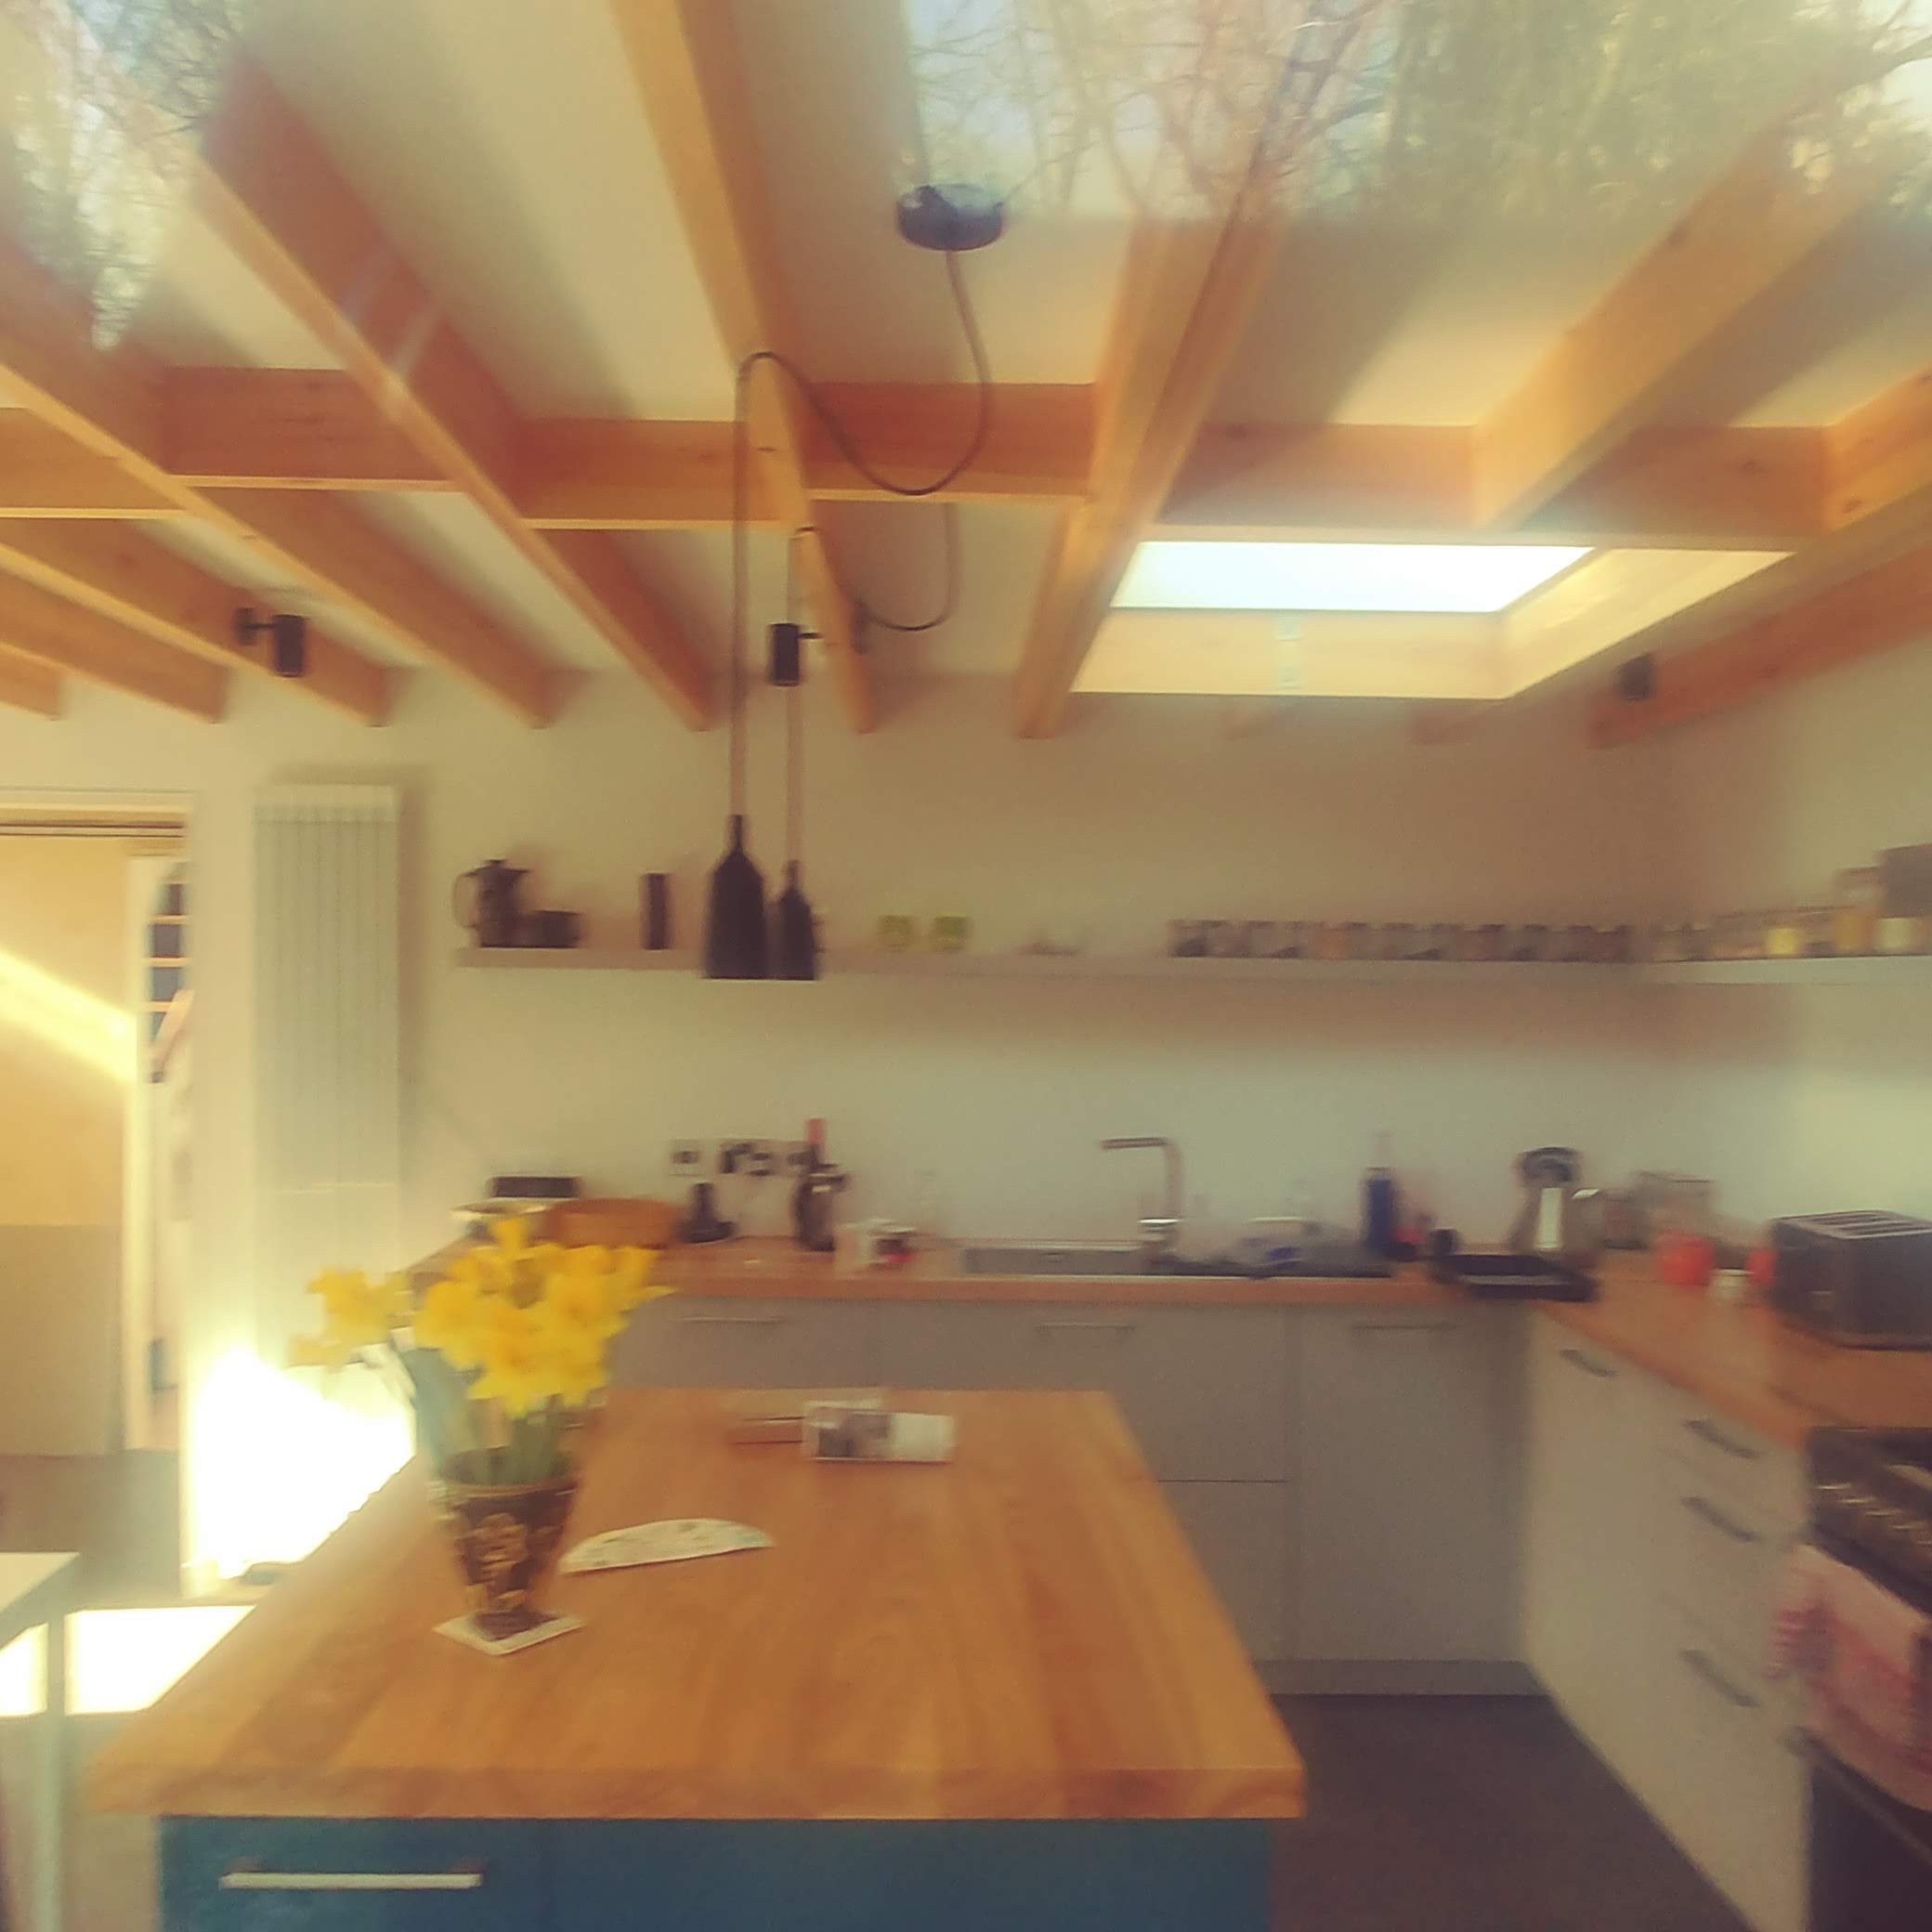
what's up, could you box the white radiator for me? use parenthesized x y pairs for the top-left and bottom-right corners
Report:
(253, 785), (401, 1327)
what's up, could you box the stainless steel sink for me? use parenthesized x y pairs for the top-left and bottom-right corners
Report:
(956, 1241), (1154, 1277)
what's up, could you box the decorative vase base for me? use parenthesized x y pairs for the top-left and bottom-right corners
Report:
(436, 1611), (583, 1657)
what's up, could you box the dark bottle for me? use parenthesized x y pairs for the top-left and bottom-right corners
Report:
(791, 1116), (845, 1253)
(1362, 1131), (1401, 1258)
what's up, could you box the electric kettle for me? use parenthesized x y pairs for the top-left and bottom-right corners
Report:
(1508, 1146), (1604, 1266)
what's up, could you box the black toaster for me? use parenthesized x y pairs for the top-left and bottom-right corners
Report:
(1769, 1212), (1932, 1348)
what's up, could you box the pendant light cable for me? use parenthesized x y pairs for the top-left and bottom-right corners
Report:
(785, 529), (803, 865)
(733, 248), (992, 641)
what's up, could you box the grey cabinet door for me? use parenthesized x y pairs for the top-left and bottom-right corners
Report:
(1162, 1482), (1294, 1663)
(871, 1301), (1293, 1481)
(614, 1298), (879, 1389)
(1294, 1308), (1523, 1663)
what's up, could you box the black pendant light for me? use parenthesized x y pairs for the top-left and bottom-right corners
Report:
(771, 549), (817, 980)
(703, 364), (769, 979)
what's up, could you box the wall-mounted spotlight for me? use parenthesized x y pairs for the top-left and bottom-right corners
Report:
(233, 607), (307, 679)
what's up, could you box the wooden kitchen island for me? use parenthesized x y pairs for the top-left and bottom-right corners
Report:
(90, 1389), (1302, 1929)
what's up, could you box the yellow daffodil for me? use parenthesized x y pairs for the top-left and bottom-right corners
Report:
(536, 1306), (611, 1405)
(413, 1273), (497, 1369)
(294, 1267), (409, 1368)
(542, 1267), (625, 1344)
(469, 1306), (565, 1417)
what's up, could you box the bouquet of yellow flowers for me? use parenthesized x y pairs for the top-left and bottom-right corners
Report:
(293, 1219), (671, 1486)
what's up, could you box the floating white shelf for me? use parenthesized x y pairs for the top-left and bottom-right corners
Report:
(453, 947), (1932, 986)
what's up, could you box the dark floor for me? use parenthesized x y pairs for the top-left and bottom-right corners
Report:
(1272, 1695), (1747, 1931)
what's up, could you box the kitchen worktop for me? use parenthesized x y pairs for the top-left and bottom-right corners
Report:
(89, 1389), (1303, 1824)
(646, 1240), (1932, 1442)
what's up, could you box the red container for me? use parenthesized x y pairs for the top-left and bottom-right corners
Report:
(1657, 1233), (1717, 1290)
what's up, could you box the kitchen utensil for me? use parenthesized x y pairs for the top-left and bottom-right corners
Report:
(680, 1181), (735, 1245)
(1507, 1147), (1603, 1268)
(542, 1196), (682, 1248)
(452, 858), (529, 948)
(642, 873), (672, 950)
(518, 909), (580, 948)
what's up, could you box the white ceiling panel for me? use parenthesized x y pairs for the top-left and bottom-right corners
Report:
(245, 0), (733, 415)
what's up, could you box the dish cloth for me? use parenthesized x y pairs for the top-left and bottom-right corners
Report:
(1770, 1538), (1932, 1809)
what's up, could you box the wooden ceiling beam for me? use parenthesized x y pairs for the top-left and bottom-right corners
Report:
(0, 231), (542, 723)
(0, 413), (182, 517)
(192, 59), (710, 728)
(0, 571), (225, 719)
(0, 643), (62, 717)
(163, 368), (447, 490)
(1470, 130), (1886, 529)
(608, 0), (871, 732)
(1588, 540), (1932, 748)
(1165, 424), (1826, 549)
(0, 520), (392, 723)
(1013, 212), (1284, 738)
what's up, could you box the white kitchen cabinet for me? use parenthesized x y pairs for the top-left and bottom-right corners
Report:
(869, 1300), (1294, 1481)
(1521, 1313), (1807, 1932)
(1294, 1308), (1523, 1664)
(1161, 1482), (1293, 1664)
(614, 1298), (878, 1389)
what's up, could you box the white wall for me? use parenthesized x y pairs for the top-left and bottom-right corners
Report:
(0, 663), (1681, 1572)
(1652, 637), (1932, 1222)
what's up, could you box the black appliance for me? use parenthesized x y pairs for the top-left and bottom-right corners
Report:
(1770, 1212), (1932, 1349)
(1804, 1429), (1932, 1931)
(1429, 1251), (1598, 1302)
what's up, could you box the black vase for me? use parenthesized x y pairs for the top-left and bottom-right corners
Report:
(773, 861), (818, 981)
(703, 816), (768, 979)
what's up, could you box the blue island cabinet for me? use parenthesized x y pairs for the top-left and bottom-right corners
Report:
(163, 1817), (1274, 1930)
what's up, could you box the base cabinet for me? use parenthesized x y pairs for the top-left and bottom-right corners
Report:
(613, 1298), (877, 1389)
(1294, 1308), (1522, 1664)
(1522, 1315), (1806, 1932)
(1161, 1482), (1293, 1664)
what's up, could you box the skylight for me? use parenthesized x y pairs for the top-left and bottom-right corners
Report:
(1114, 542), (1589, 615)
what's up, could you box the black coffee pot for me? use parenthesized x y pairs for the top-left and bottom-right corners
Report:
(453, 859), (529, 948)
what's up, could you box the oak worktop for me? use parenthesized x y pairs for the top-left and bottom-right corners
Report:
(89, 1390), (1304, 1824)
(646, 1240), (1932, 1443)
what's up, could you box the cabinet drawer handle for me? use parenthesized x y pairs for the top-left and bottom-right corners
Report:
(220, 1870), (484, 1892)
(1033, 1320), (1138, 1335)
(1677, 1646), (1761, 1711)
(1680, 1494), (1762, 1545)
(1557, 1346), (1616, 1379)
(1683, 1416), (1761, 1461)
(677, 1314), (787, 1328)
(1351, 1321), (1452, 1335)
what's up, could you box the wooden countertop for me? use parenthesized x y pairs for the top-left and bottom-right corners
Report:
(1543, 1268), (1932, 1447)
(89, 1390), (1304, 1824)
(647, 1241), (1932, 1445)
(649, 1236), (1460, 1309)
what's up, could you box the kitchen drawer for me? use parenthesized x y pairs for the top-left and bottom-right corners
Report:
(1651, 1612), (1806, 1932)
(1661, 1389), (1805, 1530)
(1661, 1478), (1794, 1658)
(871, 1302), (1292, 1480)
(614, 1297), (878, 1389)
(1162, 1482), (1293, 1663)
(162, 1819), (545, 1931)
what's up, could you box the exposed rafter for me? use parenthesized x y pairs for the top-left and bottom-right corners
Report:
(608, 0), (872, 732)
(0, 230), (549, 724)
(0, 413), (179, 517)
(0, 521), (391, 723)
(1013, 211), (1284, 738)
(0, 572), (224, 719)
(1470, 130), (1887, 529)
(1164, 424), (1825, 550)
(191, 59), (709, 728)
(1589, 541), (1932, 747)
(0, 644), (62, 718)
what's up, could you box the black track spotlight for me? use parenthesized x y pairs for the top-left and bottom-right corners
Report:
(233, 607), (307, 678)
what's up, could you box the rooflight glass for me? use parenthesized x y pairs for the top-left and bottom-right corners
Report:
(1115, 542), (1588, 615)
